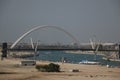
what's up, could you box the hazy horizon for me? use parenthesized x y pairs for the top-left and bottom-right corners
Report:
(0, 0), (120, 44)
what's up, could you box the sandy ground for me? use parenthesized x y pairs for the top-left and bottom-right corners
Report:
(0, 58), (120, 80)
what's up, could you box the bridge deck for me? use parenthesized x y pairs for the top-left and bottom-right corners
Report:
(8, 48), (119, 51)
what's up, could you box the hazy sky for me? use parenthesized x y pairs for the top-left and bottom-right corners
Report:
(0, 0), (120, 44)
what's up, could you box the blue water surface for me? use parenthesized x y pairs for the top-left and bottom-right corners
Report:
(27, 51), (120, 66)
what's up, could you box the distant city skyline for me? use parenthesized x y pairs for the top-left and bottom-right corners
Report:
(0, 0), (120, 44)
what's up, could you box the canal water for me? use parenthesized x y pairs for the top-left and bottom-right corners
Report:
(27, 51), (120, 66)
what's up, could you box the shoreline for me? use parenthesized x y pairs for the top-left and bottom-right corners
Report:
(0, 57), (120, 80)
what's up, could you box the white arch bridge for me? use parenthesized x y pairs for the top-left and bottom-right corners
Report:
(10, 25), (80, 49)
(9, 25), (119, 52)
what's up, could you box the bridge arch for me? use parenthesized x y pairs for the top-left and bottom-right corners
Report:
(10, 25), (79, 49)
